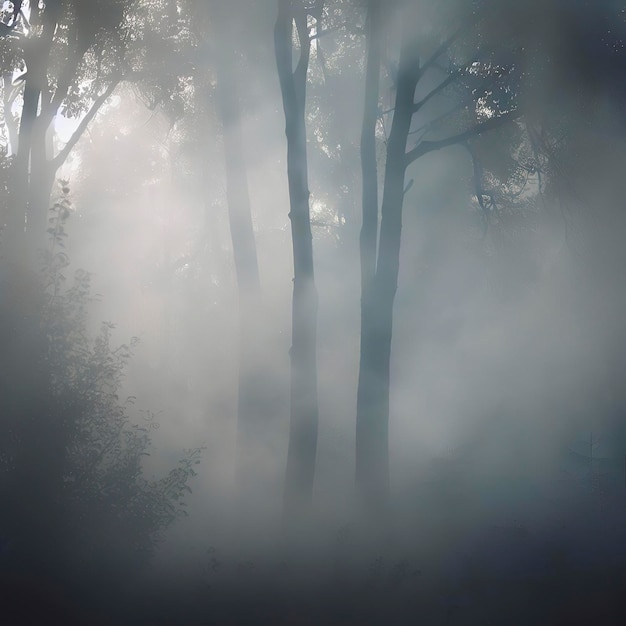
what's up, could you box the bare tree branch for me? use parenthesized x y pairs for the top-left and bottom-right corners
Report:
(405, 109), (520, 167)
(419, 23), (466, 77)
(51, 77), (121, 170)
(413, 71), (458, 113)
(413, 47), (495, 113)
(417, 3), (496, 78)
(410, 69), (509, 138)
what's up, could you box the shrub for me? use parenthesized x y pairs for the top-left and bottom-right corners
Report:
(0, 191), (203, 590)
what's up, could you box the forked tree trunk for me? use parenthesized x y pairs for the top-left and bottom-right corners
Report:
(7, 1), (58, 262)
(356, 18), (420, 510)
(274, 0), (320, 516)
(5, 0), (109, 266)
(8, 73), (40, 253)
(355, 4), (515, 509)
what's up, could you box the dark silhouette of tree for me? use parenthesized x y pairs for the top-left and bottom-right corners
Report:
(355, 0), (521, 508)
(274, 0), (323, 516)
(356, 0), (384, 510)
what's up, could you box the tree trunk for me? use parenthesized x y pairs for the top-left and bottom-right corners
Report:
(356, 0), (383, 506)
(26, 106), (56, 253)
(214, 40), (269, 494)
(359, 0), (381, 291)
(274, 0), (319, 516)
(8, 73), (39, 251)
(10, 72), (57, 262)
(215, 75), (260, 295)
(355, 19), (420, 510)
(6, 3), (58, 263)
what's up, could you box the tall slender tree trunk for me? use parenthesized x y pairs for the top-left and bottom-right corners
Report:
(213, 41), (267, 493)
(6, 2), (58, 263)
(8, 73), (39, 252)
(274, 0), (320, 516)
(25, 114), (56, 253)
(9, 76), (58, 261)
(356, 0), (383, 506)
(355, 17), (420, 510)
(1, 39), (55, 545)
(358, 0), (381, 291)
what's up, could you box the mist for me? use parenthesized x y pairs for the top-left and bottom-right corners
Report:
(1, 0), (626, 623)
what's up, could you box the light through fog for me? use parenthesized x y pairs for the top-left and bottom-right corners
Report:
(1, 1), (626, 624)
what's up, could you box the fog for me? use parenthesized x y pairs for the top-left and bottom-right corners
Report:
(2, 0), (626, 623)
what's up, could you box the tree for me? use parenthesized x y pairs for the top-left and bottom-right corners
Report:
(0, 3), (202, 461)
(355, 0), (383, 509)
(355, 0), (521, 508)
(0, 201), (202, 594)
(214, 30), (266, 495)
(274, 0), (323, 515)
(2, 0), (127, 263)
(186, 0), (269, 496)
(1, 0), (197, 267)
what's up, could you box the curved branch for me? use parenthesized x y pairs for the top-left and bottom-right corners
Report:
(419, 23), (466, 77)
(413, 47), (494, 113)
(51, 77), (121, 171)
(405, 109), (520, 167)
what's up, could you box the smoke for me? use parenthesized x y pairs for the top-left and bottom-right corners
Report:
(5, 0), (626, 622)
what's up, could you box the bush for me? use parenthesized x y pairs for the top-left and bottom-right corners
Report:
(0, 192), (203, 590)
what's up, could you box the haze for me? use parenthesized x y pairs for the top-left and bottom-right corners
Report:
(1, 1), (626, 623)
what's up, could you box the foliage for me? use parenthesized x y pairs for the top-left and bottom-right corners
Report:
(0, 196), (203, 586)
